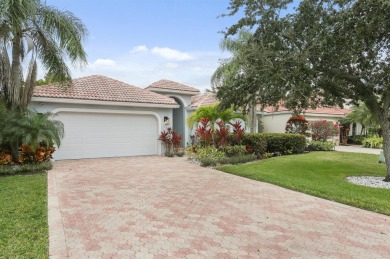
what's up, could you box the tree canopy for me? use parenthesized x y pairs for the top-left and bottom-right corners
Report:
(0, 0), (88, 111)
(218, 0), (390, 181)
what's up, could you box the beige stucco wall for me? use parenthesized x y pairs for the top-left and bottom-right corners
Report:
(261, 113), (345, 133)
(261, 113), (292, 133)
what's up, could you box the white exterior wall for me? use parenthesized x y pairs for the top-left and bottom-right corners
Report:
(261, 113), (292, 133)
(29, 100), (173, 156)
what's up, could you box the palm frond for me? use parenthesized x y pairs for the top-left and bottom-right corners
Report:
(37, 5), (88, 65)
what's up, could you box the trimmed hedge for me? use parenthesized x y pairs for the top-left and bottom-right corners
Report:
(262, 133), (306, 154)
(241, 134), (267, 157)
(308, 140), (335, 151)
(228, 133), (305, 156)
(0, 161), (53, 176)
(227, 133), (267, 158)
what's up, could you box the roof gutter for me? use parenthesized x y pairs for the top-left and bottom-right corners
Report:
(31, 97), (180, 109)
(147, 87), (200, 96)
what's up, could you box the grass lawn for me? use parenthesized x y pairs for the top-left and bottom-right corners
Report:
(0, 172), (48, 257)
(218, 151), (390, 216)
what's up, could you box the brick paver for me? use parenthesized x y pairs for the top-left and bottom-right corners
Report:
(49, 156), (390, 258)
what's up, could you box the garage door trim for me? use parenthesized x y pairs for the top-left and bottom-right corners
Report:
(51, 108), (162, 155)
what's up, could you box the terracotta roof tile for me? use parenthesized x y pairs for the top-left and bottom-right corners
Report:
(146, 79), (200, 93)
(33, 75), (177, 105)
(190, 92), (219, 108)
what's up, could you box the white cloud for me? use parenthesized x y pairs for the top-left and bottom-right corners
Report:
(165, 62), (179, 69)
(93, 59), (116, 66)
(50, 50), (224, 93)
(151, 47), (194, 61)
(129, 45), (149, 53)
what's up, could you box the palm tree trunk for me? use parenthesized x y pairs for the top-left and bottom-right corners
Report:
(9, 140), (19, 164)
(9, 34), (22, 110)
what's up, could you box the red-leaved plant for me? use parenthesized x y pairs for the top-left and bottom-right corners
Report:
(215, 120), (229, 148)
(230, 121), (245, 145)
(171, 130), (183, 153)
(158, 128), (183, 156)
(196, 117), (213, 147)
(285, 115), (309, 135)
(310, 120), (339, 141)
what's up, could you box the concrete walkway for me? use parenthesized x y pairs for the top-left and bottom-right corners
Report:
(49, 156), (390, 258)
(335, 144), (381, 155)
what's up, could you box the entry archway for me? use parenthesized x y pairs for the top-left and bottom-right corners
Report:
(171, 97), (185, 147)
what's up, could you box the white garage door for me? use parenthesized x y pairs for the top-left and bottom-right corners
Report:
(54, 112), (159, 160)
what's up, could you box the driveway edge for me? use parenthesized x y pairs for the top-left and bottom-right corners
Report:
(48, 166), (68, 258)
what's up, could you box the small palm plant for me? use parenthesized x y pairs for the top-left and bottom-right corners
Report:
(0, 108), (64, 163)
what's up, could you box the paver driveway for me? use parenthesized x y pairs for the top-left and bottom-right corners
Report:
(49, 156), (390, 258)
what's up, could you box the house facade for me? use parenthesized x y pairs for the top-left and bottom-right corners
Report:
(31, 75), (355, 160)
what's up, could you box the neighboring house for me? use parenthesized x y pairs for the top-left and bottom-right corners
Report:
(30, 75), (356, 160)
(261, 106), (353, 133)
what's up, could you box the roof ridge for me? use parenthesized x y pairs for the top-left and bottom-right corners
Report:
(33, 75), (177, 105)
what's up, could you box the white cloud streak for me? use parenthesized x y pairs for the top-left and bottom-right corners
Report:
(151, 47), (194, 61)
(129, 45), (149, 53)
(93, 59), (116, 66)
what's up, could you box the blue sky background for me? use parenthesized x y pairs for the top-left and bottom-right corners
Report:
(43, 0), (243, 92)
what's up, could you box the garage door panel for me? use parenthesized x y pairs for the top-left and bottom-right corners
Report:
(55, 112), (159, 160)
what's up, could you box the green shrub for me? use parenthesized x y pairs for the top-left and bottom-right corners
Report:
(307, 140), (335, 151)
(194, 146), (226, 167)
(0, 161), (53, 176)
(242, 133), (268, 157)
(174, 151), (185, 157)
(362, 136), (383, 149)
(348, 135), (364, 145)
(195, 146), (225, 161)
(262, 152), (274, 159)
(219, 154), (257, 165)
(229, 133), (267, 157)
(197, 157), (219, 167)
(222, 145), (246, 157)
(262, 133), (306, 154)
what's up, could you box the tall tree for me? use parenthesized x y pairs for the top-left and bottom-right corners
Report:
(211, 30), (258, 132)
(219, 0), (390, 182)
(0, 0), (88, 111)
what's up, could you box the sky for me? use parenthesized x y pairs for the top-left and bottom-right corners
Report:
(43, 0), (243, 92)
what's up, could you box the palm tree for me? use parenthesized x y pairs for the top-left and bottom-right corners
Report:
(345, 101), (380, 135)
(0, 107), (64, 163)
(0, 0), (88, 111)
(211, 30), (258, 132)
(186, 103), (245, 130)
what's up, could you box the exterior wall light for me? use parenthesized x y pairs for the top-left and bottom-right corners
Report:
(164, 116), (170, 126)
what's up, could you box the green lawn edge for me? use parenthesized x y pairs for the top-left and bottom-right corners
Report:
(217, 151), (390, 216)
(0, 172), (48, 257)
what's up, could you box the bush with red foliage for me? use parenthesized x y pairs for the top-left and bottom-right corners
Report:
(285, 115), (309, 135)
(158, 128), (183, 156)
(310, 120), (339, 141)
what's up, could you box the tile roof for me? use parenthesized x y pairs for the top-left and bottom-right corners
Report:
(146, 79), (200, 93)
(187, 92), (350, 116)
(190, 92), (219, 108)
(263, 105), (351, 116)
(33, 75), (177, 105)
